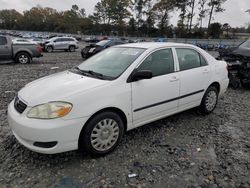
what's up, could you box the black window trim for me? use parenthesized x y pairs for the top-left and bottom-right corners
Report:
(175, 47), (209, 72)
(134, 47), (177, 79)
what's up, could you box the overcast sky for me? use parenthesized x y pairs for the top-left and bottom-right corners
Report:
(0, 0), (250, 27)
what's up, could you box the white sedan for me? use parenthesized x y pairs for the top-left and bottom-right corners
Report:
(8, 42), (229, 155)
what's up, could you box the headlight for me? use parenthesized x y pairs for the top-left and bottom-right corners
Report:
(27, 102), (72, 119)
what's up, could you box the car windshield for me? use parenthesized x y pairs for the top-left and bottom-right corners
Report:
(239, 39), (250, 49)
(96, 40), (111, 46)
(78, 47), (145, 79)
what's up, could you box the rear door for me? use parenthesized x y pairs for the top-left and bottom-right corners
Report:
(175, 48), (211, 109)
(0, 36), (12, 60)
(62, 38), (70, 49)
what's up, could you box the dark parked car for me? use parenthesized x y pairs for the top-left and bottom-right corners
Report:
(218, 39), (250, 88)
(81, 40), (126, 58)
(218, 39), (250, 60)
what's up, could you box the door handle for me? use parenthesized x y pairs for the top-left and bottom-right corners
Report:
(170, 76), (179, 82)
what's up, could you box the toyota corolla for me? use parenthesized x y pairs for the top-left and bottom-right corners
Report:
(8, 43), (229, 155)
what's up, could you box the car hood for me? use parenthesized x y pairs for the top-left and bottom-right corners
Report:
(232, 47), (250, 57)
(18, 71), (109, 106)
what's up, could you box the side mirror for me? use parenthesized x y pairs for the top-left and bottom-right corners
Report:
(128, 70), (153, 82)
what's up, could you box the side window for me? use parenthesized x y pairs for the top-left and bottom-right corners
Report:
(54, 38), (61, 42)
(200, 54), (208, 66)
(137, 49), (174, 77)
(115, 41), (124, 45)
(0, 37), (7, 45)
(65, 38), (73, 42)
(176, 48), (206, 71)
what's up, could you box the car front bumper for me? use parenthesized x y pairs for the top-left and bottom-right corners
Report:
(7, 100), (89, 154)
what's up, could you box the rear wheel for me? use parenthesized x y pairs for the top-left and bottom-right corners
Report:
(69, 45), (75, 52)
(15, 52), (31, 64)
(199, 86), (218, 114)
(79, 111), (124, 156)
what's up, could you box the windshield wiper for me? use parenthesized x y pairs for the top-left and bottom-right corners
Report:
(72, 67), (107, 80)
(72, 67), (90, 76)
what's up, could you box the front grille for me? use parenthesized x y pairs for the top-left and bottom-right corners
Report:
(14, 97), (27, 114)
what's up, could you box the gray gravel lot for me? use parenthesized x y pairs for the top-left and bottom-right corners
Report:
(0, 49), (250, 188)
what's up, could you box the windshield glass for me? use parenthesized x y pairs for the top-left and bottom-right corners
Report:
(78, 47), (145, 79)
(96, 40), (111, 46)
(239, 39), (250, 49)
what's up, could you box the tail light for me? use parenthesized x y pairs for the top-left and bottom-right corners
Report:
(37, 45), (43, 53)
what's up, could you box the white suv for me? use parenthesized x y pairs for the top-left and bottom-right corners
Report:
(45, 37), (79, 52)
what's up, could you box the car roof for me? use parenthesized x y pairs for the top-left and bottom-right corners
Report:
(118, 42), (197, 49)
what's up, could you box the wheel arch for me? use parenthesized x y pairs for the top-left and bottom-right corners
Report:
(14, 50), (31, 59)
(78, 107), (128, 148)
(208, 82), (220, 93)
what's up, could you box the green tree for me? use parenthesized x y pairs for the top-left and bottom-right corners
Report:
(208, 22), (222, 38)
(152, 0), (177, 36)
(222, 23), (230, 38)
(197, 0), (208, 29)
(0, 9), (23, 29)
(207, 0), (227, 28)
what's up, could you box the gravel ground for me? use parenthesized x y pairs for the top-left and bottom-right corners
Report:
(0, 49), (250, 188)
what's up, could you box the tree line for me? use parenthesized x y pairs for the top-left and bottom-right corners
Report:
(0, 0), (249, 38)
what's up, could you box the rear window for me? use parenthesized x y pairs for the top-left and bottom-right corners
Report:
(62, 38), (73, 42)
(0, 36), (7, 45)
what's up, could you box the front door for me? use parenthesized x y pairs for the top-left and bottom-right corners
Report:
(54, 38), (64, 50)
(131, 48), (180, 126)
(0, 36), (12, 60)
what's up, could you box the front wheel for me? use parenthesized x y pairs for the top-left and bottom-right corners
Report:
(15, 52), (31, 64)
(69, 45), (76, 52)
(199, 86), (218, 114)
(46, 46), (53, 53)
(79, 111), (124, 156)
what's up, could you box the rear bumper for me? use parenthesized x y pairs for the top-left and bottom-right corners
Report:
(35, 54), (43, 58)
(219, 78), (229, 96)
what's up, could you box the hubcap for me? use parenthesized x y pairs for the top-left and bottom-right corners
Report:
(205, 90), (217, 111)
(47, 47), (52, 52)
(90, 119), (119, 151)
(70, 47), (75, 52)
(19, 55), (28, 64)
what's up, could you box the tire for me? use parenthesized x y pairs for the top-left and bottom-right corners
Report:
(79, 111), (124, 156)
(46, 46), (53, 53)
(69, 45), (75, 52)
(15, 52), (31, 64)
(240, 79), (250, 88)
(199, 86), (218, 115)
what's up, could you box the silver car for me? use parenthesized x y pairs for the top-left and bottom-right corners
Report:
(45, 37), (79, 52)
